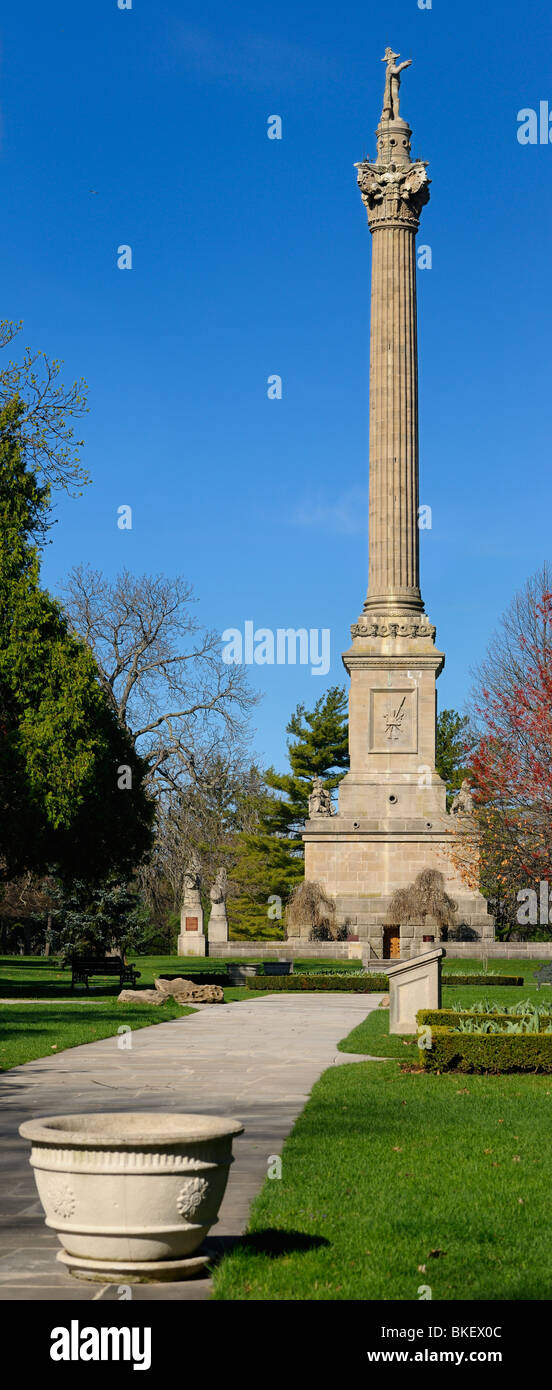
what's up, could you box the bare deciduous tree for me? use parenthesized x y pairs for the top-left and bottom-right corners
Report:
(469, 563), (552, 730)
(62, 565), (258, 797)
(137, 761), (265, 940)
(0, 320), (88, 494)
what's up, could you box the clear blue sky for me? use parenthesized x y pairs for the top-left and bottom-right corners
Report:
(1, 0), (551, 770)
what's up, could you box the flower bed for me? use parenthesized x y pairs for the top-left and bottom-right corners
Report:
(418, 1007), (552, 1029)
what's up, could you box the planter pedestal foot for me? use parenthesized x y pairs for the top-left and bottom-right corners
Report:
(57, 1249), (211, 1284)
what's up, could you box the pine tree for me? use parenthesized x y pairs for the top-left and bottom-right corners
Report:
(436, 708), (471, 810)
(229, 687), (349, 937)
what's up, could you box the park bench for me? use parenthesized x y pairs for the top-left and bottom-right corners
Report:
(70, 956), (140, 991)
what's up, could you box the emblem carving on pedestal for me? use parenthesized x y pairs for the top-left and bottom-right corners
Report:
(370, 687), (418, 754)
(384, 695), (407, 742)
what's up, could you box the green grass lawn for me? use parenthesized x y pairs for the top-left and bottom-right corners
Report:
(0, 997), (194, 1071)
(442, 957), (545, 984)
(0, 954), (361, 1001)
(213, 1055), (552, 1301)
(338, 1006), (419, 1059)
(0, 955), (218, 999)
(213, 959), (552, 1301)
(0, 955), (270, 1001)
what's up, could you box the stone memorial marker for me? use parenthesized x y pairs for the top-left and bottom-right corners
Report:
(177, 852), (206, 957)
(386, 945), (444, 1034)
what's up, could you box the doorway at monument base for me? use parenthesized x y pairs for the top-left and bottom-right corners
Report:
(303, 825), (494, 960)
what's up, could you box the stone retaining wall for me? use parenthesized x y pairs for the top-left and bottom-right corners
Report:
(210, 940), (552, 961)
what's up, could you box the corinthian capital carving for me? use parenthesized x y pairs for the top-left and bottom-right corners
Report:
(356, 159), (430, 230)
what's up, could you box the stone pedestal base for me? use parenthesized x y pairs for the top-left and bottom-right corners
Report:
(303, 626), (494, 959)
(177, 934), (206, 957)
(57, 1248), (210, 1283)
(304, 818), (493, 960)
(177, 901), (205, 956)
(208, 906), (229, 944)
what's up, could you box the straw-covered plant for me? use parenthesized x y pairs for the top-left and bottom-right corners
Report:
(386, 868), (457, 933)
(285, 880), (342, 941)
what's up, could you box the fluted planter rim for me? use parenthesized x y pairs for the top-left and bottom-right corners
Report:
(19, 1111), (244, 1149)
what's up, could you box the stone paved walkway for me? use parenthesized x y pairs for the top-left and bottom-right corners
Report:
(0, 993), (381, 1300)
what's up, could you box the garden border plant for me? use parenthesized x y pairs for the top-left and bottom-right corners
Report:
(418, 1007), (552, 1029)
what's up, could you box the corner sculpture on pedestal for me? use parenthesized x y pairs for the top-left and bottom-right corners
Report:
(301, 51), (494, 960)
(308, 776), (335, 819)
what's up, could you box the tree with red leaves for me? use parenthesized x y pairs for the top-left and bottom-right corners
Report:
(467, 569), (552, 937)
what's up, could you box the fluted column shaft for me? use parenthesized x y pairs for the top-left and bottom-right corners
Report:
(355, 117), (430, 621)
(367, 222), (420, 610)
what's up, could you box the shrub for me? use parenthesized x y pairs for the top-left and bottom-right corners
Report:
(285, 881), (339, 940)
(294, 965), (363, 976)
(157, 970), (230, 986)
(418, 1026), (552, 1073)
(387, 868), (456, 932)
(294, 968), (364, 978)
(247, 973), (388, 993)
(443, 975), (523, 987)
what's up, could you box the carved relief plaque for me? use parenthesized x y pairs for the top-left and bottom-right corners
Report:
(369, 687), (418, 753)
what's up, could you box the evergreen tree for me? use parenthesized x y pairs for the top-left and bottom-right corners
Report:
(229, 687), (349, 937)
(0, 399), (154, 882)
(54, 879), (149, 959)
(436, 708), (471, 810)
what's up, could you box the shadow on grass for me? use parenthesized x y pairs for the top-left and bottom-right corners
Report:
(0, 979), (122, 1000)
(0, 958), (61, 970)
(206, 1229), (330, 1264)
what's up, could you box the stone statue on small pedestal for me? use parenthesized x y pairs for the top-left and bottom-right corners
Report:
(208, 868), (229, 944)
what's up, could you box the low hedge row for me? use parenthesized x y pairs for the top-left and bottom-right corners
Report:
(417, 1008), (552, 1029)
(246, 973), (389, 993)
(442, 975), (523, 987)
(418, 1026), (552, 1073)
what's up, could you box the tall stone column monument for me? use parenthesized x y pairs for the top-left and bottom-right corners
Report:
(303, 50), (493, 957)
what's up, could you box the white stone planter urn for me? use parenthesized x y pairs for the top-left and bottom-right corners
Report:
(19, 1111), (243, 1283)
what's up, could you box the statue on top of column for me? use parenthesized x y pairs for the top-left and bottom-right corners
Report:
(381, 47), (412, 121)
